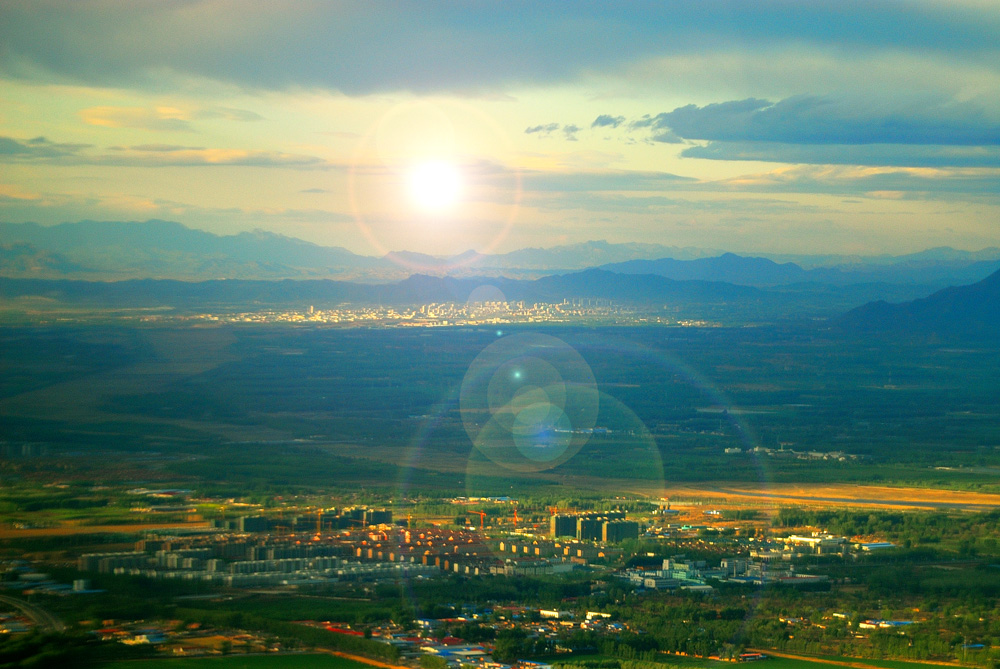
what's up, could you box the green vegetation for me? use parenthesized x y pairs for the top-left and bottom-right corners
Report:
(0, 631), (156, 668)
(1, 326), (999, 494)
(169, 609), (400, 662)
(774, 508), (1000, 556)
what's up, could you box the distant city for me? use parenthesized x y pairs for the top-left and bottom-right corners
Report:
(150, 300), (714, 328)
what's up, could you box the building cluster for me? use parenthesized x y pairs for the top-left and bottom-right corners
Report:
(352, 528), (590, 577)
(727, 446), (863, 462)
(497, 539), (618, 564)
(77, 527), (441, 587)
(750, 533), (894, 560)
(550, 511), (640, 543)
(74, 509), (656, 589)
(92, 620), (287, 655)
(2, 559), (99, 598)
(619, 555), (829, 591)
(212, 506), (392, 533)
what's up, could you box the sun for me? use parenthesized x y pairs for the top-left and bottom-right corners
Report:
(406, 160), (462, 213)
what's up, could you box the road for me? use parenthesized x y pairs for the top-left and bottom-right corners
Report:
(0, 593), (67, 633)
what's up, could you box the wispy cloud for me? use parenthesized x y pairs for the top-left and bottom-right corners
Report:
(525, 123), (560, 136)
(523, 169), (695, 193)
(682, 141), (1000, 168)
(709, 165), (1000, 196)
(0, 135), (91, 158)
(0, 134), (330, 169)
(78, 105), (263, 132)
(0, 182), (41, 201)
(79, 106), (195, 132)
(592, 115), (625, 128)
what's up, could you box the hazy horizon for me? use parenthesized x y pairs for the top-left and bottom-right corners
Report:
(6, 217), (1000, 263)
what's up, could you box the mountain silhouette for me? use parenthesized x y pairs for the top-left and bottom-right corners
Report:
(838, 268), (1000, 339)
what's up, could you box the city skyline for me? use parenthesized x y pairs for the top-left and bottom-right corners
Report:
(2, 1), (999, 257)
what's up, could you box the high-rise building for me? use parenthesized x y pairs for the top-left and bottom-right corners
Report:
(577, 518), (604, 541)
(550, 514), (577, 538)
(602, 520), (639, 543)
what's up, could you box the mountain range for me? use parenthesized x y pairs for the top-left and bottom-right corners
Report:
(601, 252), (1000, 288)
(2, 219), (999, 289)
(838, 268), (1000, 339)
(0, 220), (716, 281)
(5, 264), (998, 331)
(0, 270), (761, 312)
(2, 219), (999, 333)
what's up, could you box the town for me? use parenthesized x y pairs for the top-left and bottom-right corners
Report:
(9, 490), (968, 669)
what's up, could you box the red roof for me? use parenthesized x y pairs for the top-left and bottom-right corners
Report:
(326, 626), (366, 636)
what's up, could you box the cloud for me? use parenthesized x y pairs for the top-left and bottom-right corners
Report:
(651, 130), (683, 144)
(0, 134), (330, 169)
(2, 2), (998, 95)
(193, 107), (264, 122)
(91, 147), (330, 168)
(592, 114), (625, 128)
(682, 141), (1000, 167)
(525, 123), (560, 136)
(709, 165), (1000, 196)
(79, 106), (195, 132)
(300, 187), (329, 193)
(616, 115), (682, 143)
(518, 161), (1000, 200)
(562, 124), (580, 141)
(0, 183), (41, 201)
(0, 135), (90, 158)
(578, 94), (1000, 164)
(525, 191), (821, 215)
(109, 144), (206, 152)
(656, 95), (1000, 146)
(523, 169), (695, 193)
(78, 105), (263, 132)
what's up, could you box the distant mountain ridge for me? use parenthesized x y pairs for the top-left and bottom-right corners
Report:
(838, 268), (1000, 339)
(0, 242), (90, 276)
(0, 219), (375, 279)
(2, 219), (998, 289)
(602, 252), (1000, 288)
(0, 219), (707, 281)
(602, 253), (807, 286)
(0, 269), (760, 309)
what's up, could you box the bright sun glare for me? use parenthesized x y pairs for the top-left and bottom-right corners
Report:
(407, 160), (462, 213)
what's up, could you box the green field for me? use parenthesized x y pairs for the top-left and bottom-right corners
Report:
(558, 654), (955, 669)
(100, 652), (372, 669)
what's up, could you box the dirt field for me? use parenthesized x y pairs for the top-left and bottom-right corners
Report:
(671, 482), (1000, 511)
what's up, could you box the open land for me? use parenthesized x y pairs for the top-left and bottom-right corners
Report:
(3, 323), (1000, 668)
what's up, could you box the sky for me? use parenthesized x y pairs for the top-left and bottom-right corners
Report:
(1, 0), (1000, 257)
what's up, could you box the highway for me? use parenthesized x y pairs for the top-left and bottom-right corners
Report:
(0, 594), (66, 633)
